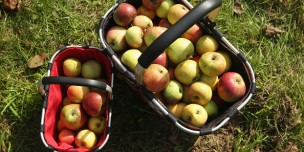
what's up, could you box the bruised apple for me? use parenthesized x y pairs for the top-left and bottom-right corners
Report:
(142, 64), (170, 92)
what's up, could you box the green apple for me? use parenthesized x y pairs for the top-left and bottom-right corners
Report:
(75, 129), (97, 149)
(121, 49), (142, 71)
(60, 104), (88, 130)
(166, 38), (194, 65)
(196, 35), (219, 55)
(167, 4), (189, 24)
(88, 116), (106, 135)
(167, 102), (187, 118)
(81, 59), (102, 79)
(132, 15), (153, 31)
(144, 26), (167, 46)
(63, 58), (82, 77)
(174, 60), (200, 85)
(125, 26), (144, 48)
(203, 100), (219, 117)
(188, 81), (212, 106)
(156, 0), (175, 18)
(199, 74), (219, 91)
(199, 52), (226, 77)
(181, 103), (208, 128)
(106, 26), (127, 52)
(162, 80), (183, 104)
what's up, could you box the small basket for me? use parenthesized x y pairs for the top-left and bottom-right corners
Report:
(39, 46), (114, 151)
(98, 0), (255, 135)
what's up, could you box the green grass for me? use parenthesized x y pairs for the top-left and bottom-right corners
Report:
(0, 0), (303, 151)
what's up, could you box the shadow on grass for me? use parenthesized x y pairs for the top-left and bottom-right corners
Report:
(102, 74), (200, 152)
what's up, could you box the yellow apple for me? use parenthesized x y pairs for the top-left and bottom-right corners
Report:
(195, 35), (219, 55)
(75, 129), (97, 149)
(167, 102), (187, 118)
(121, 49), (142, 71)
(63, 58), (82, 77)
(188, 81), (212, 106)
(199, 74), (219, 91)
(174, 60), (200, 85)
(217, 50), (232, 72)
(181, 103), (208, 128)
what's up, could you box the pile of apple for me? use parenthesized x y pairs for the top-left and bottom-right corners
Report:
(56, 58), (107, 149)
(106, 0), (247, 128)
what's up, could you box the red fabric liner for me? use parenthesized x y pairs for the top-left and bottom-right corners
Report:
(43, 47), (112, 152)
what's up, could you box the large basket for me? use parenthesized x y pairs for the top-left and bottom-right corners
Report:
(98, 0), (255, 135)
(39, 46), (114, 151)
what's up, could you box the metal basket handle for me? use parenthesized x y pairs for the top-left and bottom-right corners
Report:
(135, 0), (222, 84)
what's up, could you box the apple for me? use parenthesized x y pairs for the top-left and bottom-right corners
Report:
(82, 92), (104, 116)
(152, 52), (168, 67)
(67, 85), (90, 103)
(217, 50), (232, 72)
(167, 4), (189, 24)
(217, 72), (246, 102)
(199, 74), (219, 91)
(142, 0), (164, 10)
(181, 85), (191, 103)
(136, 5), (156, 20)
(106, 26), (127, 52)
(166, 38), (194, 65)
(174, 60), (200, 85)
(167, 66), (175, 80)
(81, 59), (102, 79)
(60, 104), (88, 130)
(57, 119), (65, 131)
(203, 100), (219, 117)
(167, 102), (187, 118)
(125, 26), (144, 48)
(181, 24), (203, 43)
(142, 64), (170, 92)
(121, 49), (142, 71)
(63, 58), (82, 77)
(144, 26), (167, 46)
(162, 80), (183, 104)
(196, 35), (219, 55)
(113, 3), (137, 26)
(158, 18), (172, 28)
(58, 128), (75, 145)
(62, 97), (73, 106)
(188, 81), (212, 106)
(192, 55), (201, 63)
(88, 116), (106, 135)
(199, 52), (226, 77)
(156, 0), (175, 18)
(75, 129), (97, 149)
(132, 15), (153, 31)
(181, 103), (208, 128)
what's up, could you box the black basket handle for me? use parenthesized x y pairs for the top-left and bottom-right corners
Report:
(38, 76), (112, 96)
(135, 0), (222, 84)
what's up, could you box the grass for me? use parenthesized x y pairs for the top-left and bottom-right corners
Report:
(0, 0), (303, 151)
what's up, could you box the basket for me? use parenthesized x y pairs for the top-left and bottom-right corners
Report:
(98, 0), (255, 135)
(39, 45), (114, 151)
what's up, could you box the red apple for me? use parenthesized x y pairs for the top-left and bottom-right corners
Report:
(192, 55), (201, 63)
(217, 72), (246, 102)
(181, 24), (203, 43)
(142, 64), (170, 92)
(60, 104), (88, 130)
(167, 66), (175, 80)
(82, 92), (104, 116)
(57, 119), (65, 131)
(158, 18), (172, 28)
(152, 52), (168, 67)
(142, 0), (164, 10)
(113, 3), (137, 26)
(58, 128), (75, 145)
(137, 5), (156, 20)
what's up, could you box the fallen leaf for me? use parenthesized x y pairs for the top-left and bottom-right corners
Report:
(2, 0), (22, 11)
(28, 53), (48, 68)
(234, 0), (244, 15)
(264, 24), (285, 37)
